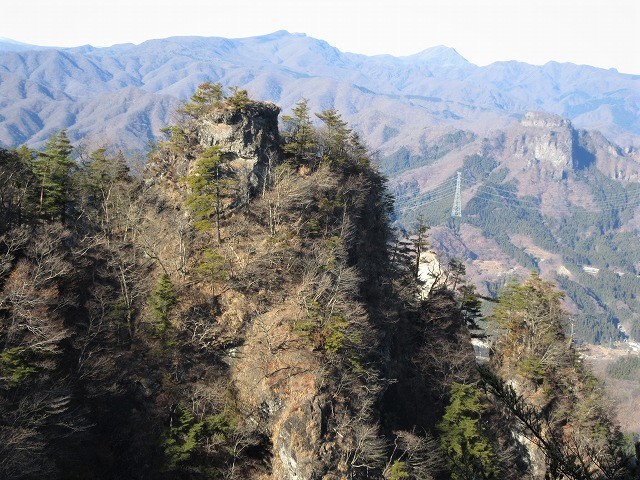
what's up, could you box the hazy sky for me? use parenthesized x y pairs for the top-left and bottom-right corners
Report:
(4, 0), (639, 73)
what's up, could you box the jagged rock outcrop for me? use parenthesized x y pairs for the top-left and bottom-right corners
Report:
(198, 101), (281, 195)
(513, 111), (576, 179)
(507, 111), (640, 182)
(145, 100), (281, 204)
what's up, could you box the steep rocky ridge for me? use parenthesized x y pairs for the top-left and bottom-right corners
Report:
(143, 98), (404, 477)
(146, 101), (355, 477)
(499, 112), (640, 186)
(0, 85), (635, 478)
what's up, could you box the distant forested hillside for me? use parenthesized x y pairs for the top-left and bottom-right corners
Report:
(387, 113), (640, 346)
(0, 31), (639, 152)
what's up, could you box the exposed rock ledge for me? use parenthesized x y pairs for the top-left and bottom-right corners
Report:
(520, 111), (572, 129)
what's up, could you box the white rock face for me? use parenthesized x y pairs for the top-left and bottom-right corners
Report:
(532, 133), (572, 169)
(520, 111), (572, 129)
(278, 443), (299, 480)
(418, 250), (443, 298)
(512, 111), (576, 179)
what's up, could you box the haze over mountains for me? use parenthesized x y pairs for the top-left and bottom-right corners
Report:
(0, 30), (639, 151)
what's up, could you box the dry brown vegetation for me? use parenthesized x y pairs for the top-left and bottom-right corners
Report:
(0, 87), (635, 479)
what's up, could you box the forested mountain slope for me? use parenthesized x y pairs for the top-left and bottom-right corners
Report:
(390, 111), (640, 345)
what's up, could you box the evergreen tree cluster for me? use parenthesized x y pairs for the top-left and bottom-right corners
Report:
(485, 274), (634, 479)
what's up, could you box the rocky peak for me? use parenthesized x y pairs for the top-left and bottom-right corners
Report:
(147, 100), (281, 202)
(198, 101), (281, 193)
(511, 111), (577, 180)
(198, 101), (280, 150)
(520, 111), (572, 129)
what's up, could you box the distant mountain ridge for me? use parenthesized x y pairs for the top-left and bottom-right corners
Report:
(0, 31), (638, 151)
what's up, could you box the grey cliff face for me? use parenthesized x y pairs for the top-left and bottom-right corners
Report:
(198, 101), (281, 197)
(145, 101), (281, 203)
(514, 112), (575, 179)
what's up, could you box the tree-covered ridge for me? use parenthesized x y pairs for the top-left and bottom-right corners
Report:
(0, 84), (635, 479)
(485, 273), (633, 479)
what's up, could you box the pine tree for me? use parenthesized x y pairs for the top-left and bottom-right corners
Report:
(227, 86), (250, 109)
(84, 147), (129, 188)
(316, 108), (351, 168)
(388, 460), (410, 479)
(148, 273), (178, 334)
(195, 249), (229, 296)
(31, 130), (75, 219)
(282, 98), (317, 166)
(390, 221), (429, 303)
(184, 146), (233, 242)
(438, 382), (498, 479)
(457, 283), (483, 333)
(347, 131), (370, 168)
(180, 81), (225, 118)
(412, 219), (429, 281)
(0, 147), (38, 228)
